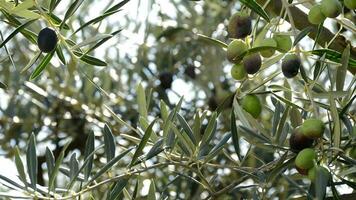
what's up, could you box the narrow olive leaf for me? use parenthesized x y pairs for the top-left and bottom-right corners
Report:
(49, 142), (70, 192)
(73, 10), (120, 34)
(87, 147), (134, 186)
(85, 29), (122, 54)
(30, 50), (55, 80)
(311, 49), (356, 67)
(330, 179), (341, 200)
(267, 156), (294, 183)
(130, 119), (157, 167)
(45, 147), (55, 181)
(200, 112), (217, 146)
(0, 19), (36, 49)
(275, 106), (290, 144)
(71, 34), (112, 50)
(230, 110), (241, 160)
(69, 153), (79, 181)
(196, 34), (228, 48)
(56, 44), (66, 65)
(239, 126), (270, 143)
(293, 26), (313, 46)
(47, 12), (70, 30)
(59, 167), (84, 181)
(160, 100), (169, 121)
(163, 97), (183, 138)
(108, 178), (130, 200)
(147, 180), (156, 200)
(84, 131), (95, 182)
(21, 51), (41, 73)
(26, 133), (37, 190)
(60, 0), (85, 29)
(105, 0), (130, 14)
(271, 101), (282, 137)
(193, 112), (201, 143)
(240, 0), (270, 22)
(312, 23), (323, 50)
(336, 44), (350, 91)
(146, 138), (164, 160)
(204, 133), (231, 163)
(14, 147), (27, 188)
(315, 167), (330, 200)
(104, 124), (116, 162)
(339, 94), (356, 116)
(329, 96), (341, 148)
(216, 93), (234, 115)
(0, 81), (7, 89)
(49, 0), (58, 13)
(137, 83), (148, 119)
(177, 113), (197, 145)
(0, 174), (26, 190)
(73, 51), (107, 66)
(132, 179), (139, 200)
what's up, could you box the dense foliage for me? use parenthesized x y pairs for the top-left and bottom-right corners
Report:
(0, 0), (355, 199)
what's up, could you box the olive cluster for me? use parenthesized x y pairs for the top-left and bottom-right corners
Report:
(289, 119), (329, 181)
(227, 12), (301, 80)
(307, 0), (346, 25)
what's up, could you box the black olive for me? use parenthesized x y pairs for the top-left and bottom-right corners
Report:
(282, 54), (301, 78)
(37, 27), (58, 53)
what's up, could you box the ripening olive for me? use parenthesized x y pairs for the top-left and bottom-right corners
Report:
(295, 148), (316, 170)
(308, 5), (326, 25)
(281, 54), (301, 78)
(344, 0), (356, 9)
(227, 39), (248, 63)
(241, 94), (262, 118)
(321, 0), (342, 18)
(231, 63), (246, 80)
(228, 12), (252, 39)
(243, 53), (261, 74)
(273, 34), (292, 52)
(308, 166), (330, 182)
(300, 119), (325, 139)
(37, 27), (58, 53)
(259, 38), (277, 58)
(295, 166), (309, 175)
(289, 126), (314, 152)
(159, 72), (173, 90)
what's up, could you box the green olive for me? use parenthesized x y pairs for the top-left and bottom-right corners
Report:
(295, 148), (316, 170)
(289, 126), (314, 153)
(320, 0), (342, 18)
(273, 34), (292, 52)
(227, 39), (248, 63)
(231, 64), (246, 80)
(344, 0), (356, 9)
(300, 119), (325, 139)
(241, 94), (262, 118)
(308, 5), (326, 25)
(258, 38), (277, 58)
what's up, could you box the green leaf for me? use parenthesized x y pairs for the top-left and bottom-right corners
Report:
(0, 19), (36, 49)
(21, 51), (41, 73)
(177, 113), (197, 146)
(146, 138), (164, 160)
(336, 45), (350, 91)
(197, 34), (227, 48)
(69, 153), (79, 181)
(311, 49), (356, 67)
(105, 0), (131, 14)
(200, 112), (217, 146)
(49, 0), (59, 12)
(147, 180), (156, 200)
(137, 83), (148, 119)
(47, 12), (70, 29)
(104, 124), (116, 162)
(275, 106), (290, 145)
(230, 110), (240, 160)
(84, 131), (95, 182)
(49, 142), (70, 192)
(315, 167), (330, 200)
(60, 0), (85, 29)
(26, 133), (37, 190)
(130, 119), (157, 167)
(193, 112), (202, 143)
(329, 96), (341, 148)
(108, 178), (130, 200)
(293, 26), (313, 46)
(45, 147), (55, 181)
(204, 133), (231, 163)
(30, 50), (55, 80)
(87, 147), (134, 186)
(14, 147), (27, 188)
(73, 10), (120, 34)
(240, 0), (270, 22)
(73, 51), (107, 66)
(289, 107), (302, 128)
(85, 29), (122, 54)
(71, 34), (112, 50)
(56, 44), (66, 65)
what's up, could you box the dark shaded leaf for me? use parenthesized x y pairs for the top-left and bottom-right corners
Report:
(26, 133), (37, 190)
(177, 113), (197, 145)
(49, 142), (70, 192)
(0, 81), (7, 89)
(204, 133), (231, 162)
(240, 0), (270, 22)
(336, 45), (350, 91)
(311, 49), (356, 67)
(108, 178), (130, 200)
(60, 0), (85, 29)
(293, 26), (313, 46)
(30, 50), (55, 80)
(69, 153), (79, 181)
(146, 138), (164, 160)
(84, 131), (95, 182)
(56, 44), (66, 65)
(197, 34), (227, 48)
(0, 19), (36, 49)
(45, 147), (55, 181)
(104, 124), (116, 162)
(73, 51), (107, 66)
(231, 110), (241, 160)
(14, 147), (27, 188)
